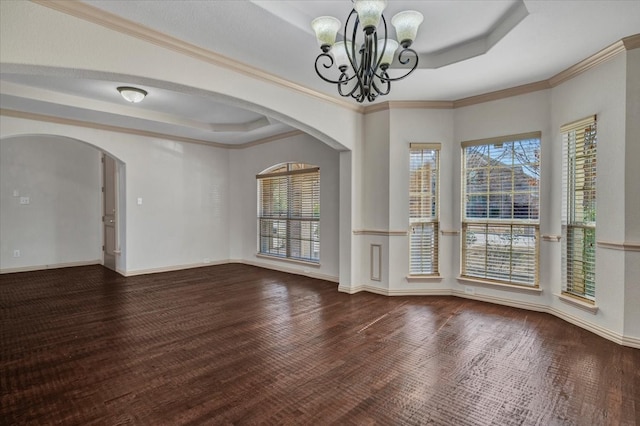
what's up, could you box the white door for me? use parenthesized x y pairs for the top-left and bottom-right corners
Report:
(103, 154), (117, 271)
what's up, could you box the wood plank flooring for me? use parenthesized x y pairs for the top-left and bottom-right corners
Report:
(1, 264), (638, 425)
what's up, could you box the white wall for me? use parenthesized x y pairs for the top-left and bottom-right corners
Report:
(228, 133), (341, 281)
(0, 135), (102, 270)
(623, 49), (640, 340)
(0, 115), (231, 275)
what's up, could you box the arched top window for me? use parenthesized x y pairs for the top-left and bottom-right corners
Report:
(257, 162), (320, 263)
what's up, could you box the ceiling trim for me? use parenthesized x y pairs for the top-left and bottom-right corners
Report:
(452, 80), (551, 108)
(0, 108), (227, 147)
(30, 0), (363, 113)
(548, 38), (628, 87)
(0, 108), (302, 150)
(623, 34), (640, 50)
(226, 130), (305, 150)
(365, 101), (454, 114)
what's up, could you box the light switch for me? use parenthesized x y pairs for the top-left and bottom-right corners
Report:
(13, 190), (19, 197)
(137, 197), (143, 205)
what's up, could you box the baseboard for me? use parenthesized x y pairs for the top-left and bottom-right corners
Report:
(123, 259), (230, 276)
(0, 259), (101, 274)
(621, 335), (640, 349)
(340, 284), (452, 296)
(240, 258), (339, 283)
(451, 290), (548, 313)
(546, 306), (638, 348)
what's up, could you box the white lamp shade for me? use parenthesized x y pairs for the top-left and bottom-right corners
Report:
(354, 0), (387, 29)
(311, 16), (341, 48)
(117, 87), (147, 103)
(377, 39), (398, 66)
(391, 10), (423, 45)
(331, 41), (351, 68)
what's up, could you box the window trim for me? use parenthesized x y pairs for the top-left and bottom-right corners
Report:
(408, 143), (440, 277)
(561, 115), (597, 302)
(460, 132), (541, 288)
(257, 162), (320, 264)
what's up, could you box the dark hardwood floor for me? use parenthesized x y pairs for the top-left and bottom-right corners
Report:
(1, 264), (638, 425)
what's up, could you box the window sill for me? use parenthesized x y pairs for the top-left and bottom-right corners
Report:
(255, 253), (320, 267)
(406, 274), (443, 282)
(457, 276), (542, 294)
(555, 293), (599, 314)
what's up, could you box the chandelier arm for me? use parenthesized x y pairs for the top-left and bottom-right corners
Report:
(372, 14), (388, 73)
(374, 48), (419, 82)
(315, 53), (355, 85)
(337, 72), (363, 98)
(346, 10), (368, 102)
(371, 71), (391, 97)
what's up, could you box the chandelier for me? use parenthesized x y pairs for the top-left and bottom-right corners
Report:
(312, 0), (423, 103)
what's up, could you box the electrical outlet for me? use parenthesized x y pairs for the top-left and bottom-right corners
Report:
(13, 249), (21, 258)
(464, 286), (475, 295)
(203, 258), (211, 264)
(19, 197), (30, 205)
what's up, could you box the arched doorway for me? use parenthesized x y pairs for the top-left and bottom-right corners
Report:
(0, 134), (126, 274)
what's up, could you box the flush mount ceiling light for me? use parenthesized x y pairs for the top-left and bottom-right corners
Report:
(117, 86), (147, 103)
(312, 0), (423, 103)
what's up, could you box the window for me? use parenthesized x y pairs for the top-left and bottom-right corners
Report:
(409, 143), (440, 275)
(257, 163), (320, 263)
(561, 116), (597, 301)
(461, 132), (541, 286)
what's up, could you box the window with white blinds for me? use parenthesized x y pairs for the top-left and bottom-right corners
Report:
(257, 163), (320, 263)
(561, 116), (596, 301)
(409, 144), (439, 275)
(461, 132), (541, 286)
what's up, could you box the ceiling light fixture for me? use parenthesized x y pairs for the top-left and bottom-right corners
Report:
(312, 0), (422, 103)
(117, 86), (147, 103)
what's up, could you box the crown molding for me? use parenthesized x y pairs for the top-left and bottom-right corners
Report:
(548, 40), (627, 87)
(453, 80), (551, 108)
(622, 33), (640, 50)
(364, 101), (455, 114)
(29, 0), (362, 113)
(0, 108), (302, 150)
(227, 130), (305, 150)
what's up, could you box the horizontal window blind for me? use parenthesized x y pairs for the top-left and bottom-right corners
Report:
(462, 223), (538, 285)
(461, 134), (540, 286)
(409, 143), (439, 275)
(561, 116), (596, 301)
(258, 163), (320, 263)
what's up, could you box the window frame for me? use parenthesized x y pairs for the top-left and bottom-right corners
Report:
(409, 143), (440, 276)
(460, 132), (541, 287)
(561, 116), (597, 302)
(257, 163), (320, 264)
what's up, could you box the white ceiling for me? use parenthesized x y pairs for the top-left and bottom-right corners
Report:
(1, 0), (639, 146)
